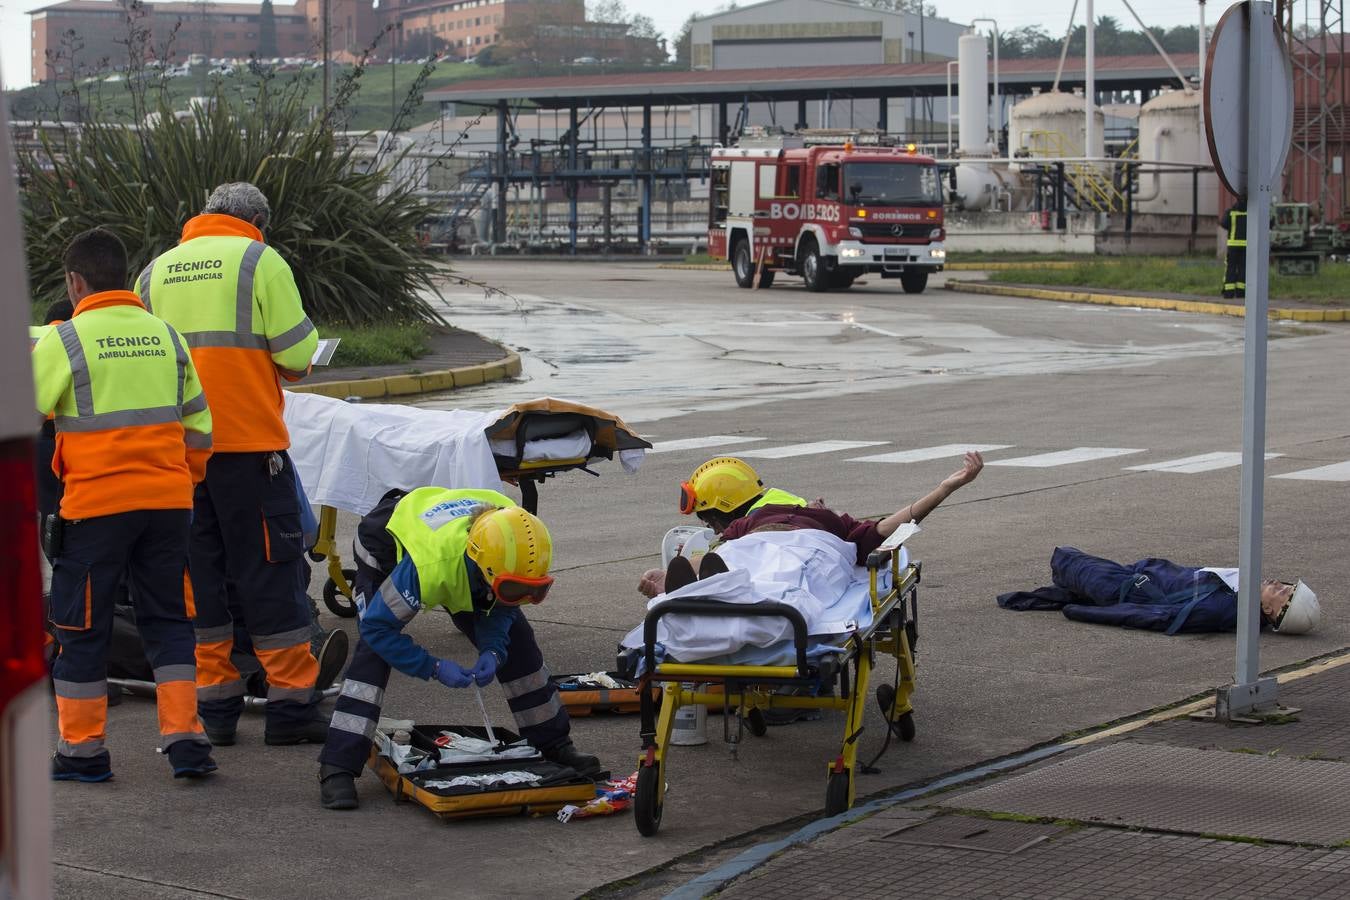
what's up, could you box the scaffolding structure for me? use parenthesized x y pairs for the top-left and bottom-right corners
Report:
(1281, 0), (1348, 219)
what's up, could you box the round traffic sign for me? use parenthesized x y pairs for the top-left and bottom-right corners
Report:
(1204, 1), (1294, 196)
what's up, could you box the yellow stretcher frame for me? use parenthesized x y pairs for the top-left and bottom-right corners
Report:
(631, 547), (921, 836)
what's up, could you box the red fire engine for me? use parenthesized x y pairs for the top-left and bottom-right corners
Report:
(707, 138), (946, 293)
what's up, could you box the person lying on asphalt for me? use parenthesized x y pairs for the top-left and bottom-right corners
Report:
(998, 546), (1320, 635)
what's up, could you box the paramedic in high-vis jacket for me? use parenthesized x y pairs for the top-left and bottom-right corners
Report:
(317, 487), (602, 810)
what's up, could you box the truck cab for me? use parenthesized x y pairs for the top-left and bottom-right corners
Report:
(709, 136), (946, 294)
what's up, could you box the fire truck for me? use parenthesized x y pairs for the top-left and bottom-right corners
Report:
(707, 135), (946, 294)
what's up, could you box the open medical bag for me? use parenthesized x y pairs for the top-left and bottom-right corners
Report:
(550, 672), (657, 716)
(369, 724), (597, 820)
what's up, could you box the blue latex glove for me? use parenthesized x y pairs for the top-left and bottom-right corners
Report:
(469, 651), (498, 687)
(433, 658), (473, 689)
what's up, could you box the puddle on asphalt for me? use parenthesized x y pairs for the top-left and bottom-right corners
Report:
(414, 283), (1280, 423)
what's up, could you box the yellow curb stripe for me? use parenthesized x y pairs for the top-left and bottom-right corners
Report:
(1063, 647), (1350, 749)
(656, 263), (732, 271)
(287, 351), (521, 400)
(946, 279), (1344, 322)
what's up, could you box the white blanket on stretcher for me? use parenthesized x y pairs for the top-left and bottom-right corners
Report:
(283, 392), (503, 514)
(620, 530), (900, 664)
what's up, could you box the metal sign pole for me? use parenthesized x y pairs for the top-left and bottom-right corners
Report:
(1229, 0), (1277, 716)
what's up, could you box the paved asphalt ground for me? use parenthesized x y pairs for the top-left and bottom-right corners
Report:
(52, 262), (1350, 899)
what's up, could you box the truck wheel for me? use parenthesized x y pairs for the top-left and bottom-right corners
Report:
(732, 239), (755, 289)
(758, 268), (775, 289)
(799, 238), (831, 293)
(900, 270), (928, 294)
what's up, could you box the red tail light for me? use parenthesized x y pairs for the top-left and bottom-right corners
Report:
(0, 438), (46, 715)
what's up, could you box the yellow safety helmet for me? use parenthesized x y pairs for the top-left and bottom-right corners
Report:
(679, 457), (765, 515)
(465, 507), (554, 605)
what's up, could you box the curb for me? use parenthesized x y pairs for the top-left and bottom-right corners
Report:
(946, 279), (1349, 322)
(657, 262), (731, 271)
(287, 351), (522, 400)
(943, 261), (1078, 271)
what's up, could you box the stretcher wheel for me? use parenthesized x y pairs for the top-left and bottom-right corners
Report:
(634, 763), (663, 837)
(746, 707), (767, 737)
(824, 770), (851, 816)
(322, 569), (359, 618)
(876, 684), (916, 742)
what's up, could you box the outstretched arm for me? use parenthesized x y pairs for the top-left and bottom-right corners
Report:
(876, 450), (984, 537)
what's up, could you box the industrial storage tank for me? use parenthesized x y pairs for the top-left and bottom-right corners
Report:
(1008, 89), (1106, 164)
(1134, 88), (1218, 217)
(957, 32), (991, 156)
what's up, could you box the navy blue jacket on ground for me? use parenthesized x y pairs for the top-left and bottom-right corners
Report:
(997, 546), (1240, 634)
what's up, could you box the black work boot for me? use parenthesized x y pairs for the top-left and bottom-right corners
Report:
(699, 551), (730, 580)
(542, 740), (605, 779)
(664, 556), (697, 593)
(319, 765), (359, 810)
(203, 723), (237, 747)
(265, 715), (331, 746)
(167, 740), (219, 779)
(315, 629), (350, 692)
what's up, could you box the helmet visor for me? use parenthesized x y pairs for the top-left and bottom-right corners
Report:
(678, 481), (698, 515)
(492, 573), (554, 606)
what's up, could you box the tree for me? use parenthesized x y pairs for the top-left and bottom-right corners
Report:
(18, 84), (444, 325)
(258, 0), (278, 58)
(674, 14), (695, 67)
(589, 0), (628, 23)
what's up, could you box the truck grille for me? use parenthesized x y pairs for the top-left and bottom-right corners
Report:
(856, 222), (927, 239)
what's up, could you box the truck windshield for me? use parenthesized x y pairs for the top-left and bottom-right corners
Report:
(843, 163), (942, 206)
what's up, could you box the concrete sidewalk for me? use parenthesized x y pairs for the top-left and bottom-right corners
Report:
(683, 654), (1350, 899)
(289, 326), (519, 399)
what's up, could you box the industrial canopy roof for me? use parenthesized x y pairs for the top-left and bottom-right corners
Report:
(427, 54), (1200, 111)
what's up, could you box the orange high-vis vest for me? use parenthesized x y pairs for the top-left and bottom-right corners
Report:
(139, 214), (318, 453)
(31, 291), (213, 519)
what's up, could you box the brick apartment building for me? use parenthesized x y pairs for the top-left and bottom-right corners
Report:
(29, 0), (588, 83)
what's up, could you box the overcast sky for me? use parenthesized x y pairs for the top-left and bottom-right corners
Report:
(1, 0), (1211, 90)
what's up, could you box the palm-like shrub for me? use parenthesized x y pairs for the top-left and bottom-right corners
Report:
(19, 83), (444, 326)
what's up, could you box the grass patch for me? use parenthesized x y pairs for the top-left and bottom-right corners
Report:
(683, 252), (720, 265)
(322, 322), (432, 367)
(986, 256), (1350, 303)
(1299, 751), (1343, 761)
(949, 251), (1099, 264)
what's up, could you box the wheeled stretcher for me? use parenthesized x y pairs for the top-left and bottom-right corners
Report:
(627, 541), (921, 836)
(281, 393), (651, 617)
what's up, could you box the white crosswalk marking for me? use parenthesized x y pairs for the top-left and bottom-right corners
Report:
(987, 447), (1145, 468)
(1126, 452), (1283, 474)
(739, 440), (890, 459)
(647, 435), (766, 454)
(848, 443), (1014, 464)
(1273, 461), (1350, 482)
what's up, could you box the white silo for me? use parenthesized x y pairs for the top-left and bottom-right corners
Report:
(1009, 88), (1106, 163)
(954, 30), (1003, 209)
(957, 32), (991, 156)
(1134, 89), (1217, 216)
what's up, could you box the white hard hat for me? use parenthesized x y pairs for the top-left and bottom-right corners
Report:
(1274, 580), (1320, 635)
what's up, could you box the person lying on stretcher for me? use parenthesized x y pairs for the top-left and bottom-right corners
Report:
(637, 451), (984, 597)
